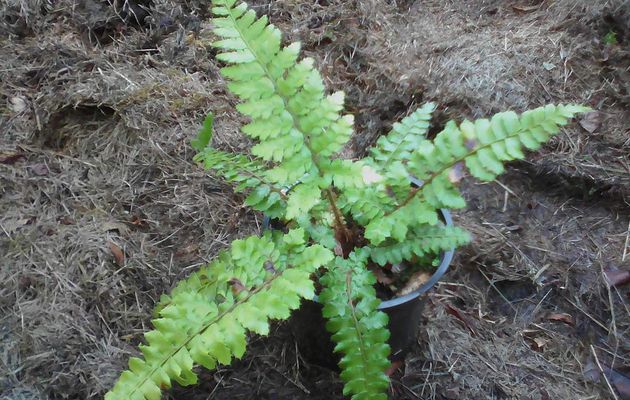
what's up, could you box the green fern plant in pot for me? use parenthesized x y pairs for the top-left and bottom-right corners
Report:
(105, 1), (589, 399)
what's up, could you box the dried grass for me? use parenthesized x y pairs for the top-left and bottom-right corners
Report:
(1, 2), (256, 397)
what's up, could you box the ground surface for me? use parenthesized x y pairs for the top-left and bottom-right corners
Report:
(1, 0), (629, 399)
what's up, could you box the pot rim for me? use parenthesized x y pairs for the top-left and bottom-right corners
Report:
(376, 208), (454, 309)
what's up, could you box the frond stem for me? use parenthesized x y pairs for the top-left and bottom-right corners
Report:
(344, 270), (369, 366)
(325, 188), (351, 241)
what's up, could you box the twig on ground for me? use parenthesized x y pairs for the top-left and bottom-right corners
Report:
(590, 345), (619, 400)
(622, 220), (629, 262)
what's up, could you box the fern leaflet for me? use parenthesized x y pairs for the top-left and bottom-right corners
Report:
(319, 249), (391, 400)
(191, 113), (215, 151)
(338, 185), (397, 226)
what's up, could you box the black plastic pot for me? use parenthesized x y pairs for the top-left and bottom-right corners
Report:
(375, 209), (454, 361)
(263, 209), (455, 368)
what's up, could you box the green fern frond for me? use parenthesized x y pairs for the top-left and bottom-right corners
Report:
(319, 249), (391, 400)
(194, 147), (267, 190)
(411, 104), (590, 184)
(194, 147), (287, 217)
(338, 185), (397, 226)
(211, 0), (354, 184)
(364, 104), (589, 245)
(292, 204), (338, 249)
(411, 104), (590, 201)
(371, 225), (470, 266)
(368, 102), (436, 168)
(106, 229), (333, 400)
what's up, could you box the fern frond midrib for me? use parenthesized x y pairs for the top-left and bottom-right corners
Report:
(346, 271), (368, 370)
(387, 121), (550, 215)
(222, 4), (324, 175)
(125, 266), (288, 397)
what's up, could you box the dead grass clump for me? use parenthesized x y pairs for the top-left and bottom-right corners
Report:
(411, 304), (595, 399)
(1, 1), (257, 398)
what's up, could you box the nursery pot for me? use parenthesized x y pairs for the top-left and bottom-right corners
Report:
(372, 209), (454, 362)
(263, 209), (455, 368)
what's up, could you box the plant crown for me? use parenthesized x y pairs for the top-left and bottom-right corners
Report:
(105, 1), (589, 398)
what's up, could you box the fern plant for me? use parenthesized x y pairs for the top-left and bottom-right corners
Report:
(106, 1), (589, 398)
